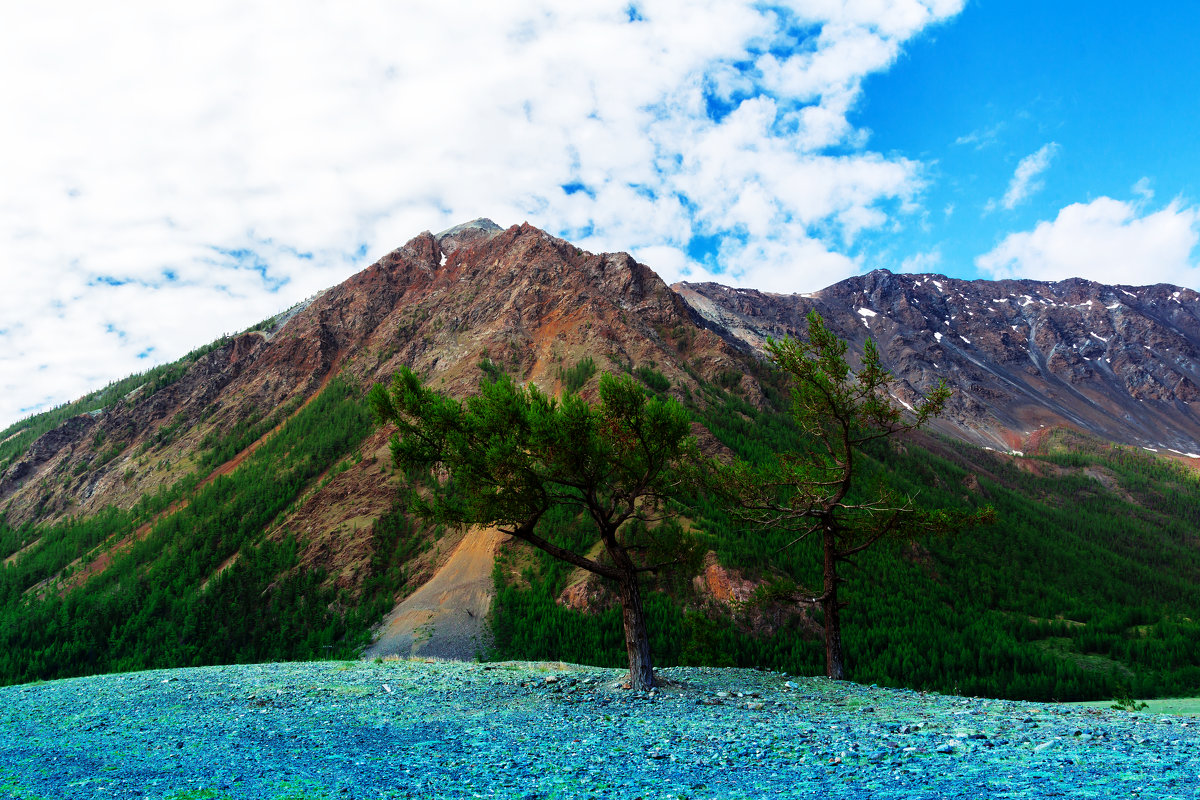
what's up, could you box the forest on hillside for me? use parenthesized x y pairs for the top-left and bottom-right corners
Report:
(1, 348), (1199, 701)
(488, 362), (1200, 701)
(0, 376), (385, 683)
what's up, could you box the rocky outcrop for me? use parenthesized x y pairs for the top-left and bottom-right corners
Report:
(0, 414), (95, 501)
(693, 553), (758, 606)
(435, 217), (504, 255)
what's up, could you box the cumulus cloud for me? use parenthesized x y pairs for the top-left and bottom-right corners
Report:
(976, 196), (1200, 287)
(0, 0), (963, 428)
(999, 142), (1059, 210)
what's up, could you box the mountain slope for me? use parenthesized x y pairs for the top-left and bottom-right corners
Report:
(677, 271), (1200, 455)
(1, 220), (745, 530)
(0, 220), (754, 682)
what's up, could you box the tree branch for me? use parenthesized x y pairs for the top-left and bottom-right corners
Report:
(634, 557), (685, 574)
(837, 510), (905, 559)
(503, 517), (622, 581)
(774, 521), (821, 553)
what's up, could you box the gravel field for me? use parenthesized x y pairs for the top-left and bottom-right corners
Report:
(0, 659), (1197, 799)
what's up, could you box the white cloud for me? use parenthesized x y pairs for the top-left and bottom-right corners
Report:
(1133, 177), (1155, 202)
(976, 197), (1200, 287)
(0, 0), (963, 429)
(1000, 142), (1059, 210)
(953, 122), (1003, 150)
(899, 249), (942, 274)
(718, 232), (864, 294)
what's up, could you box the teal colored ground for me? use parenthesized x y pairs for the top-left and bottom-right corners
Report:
(2, 660), (1199, 799)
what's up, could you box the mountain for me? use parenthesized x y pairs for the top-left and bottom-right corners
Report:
(0, 220), (754, 675)
(3, 220), (1200, 700)
(677, 272), (1200, 456)
(0, 219), (745, 530)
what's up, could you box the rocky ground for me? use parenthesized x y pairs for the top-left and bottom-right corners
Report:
(1, 659), (1197, 799)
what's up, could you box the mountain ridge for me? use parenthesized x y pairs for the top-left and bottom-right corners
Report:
(0, 220), (749, 598)
(675, 269), (1200, 455)
(7, 220), (1200, 546)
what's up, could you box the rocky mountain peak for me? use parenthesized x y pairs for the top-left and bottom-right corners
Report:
(434, 217), (504, 256)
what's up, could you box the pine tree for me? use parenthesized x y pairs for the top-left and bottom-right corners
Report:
(711, 310), (992, 680)
(368, 367), (702, 691)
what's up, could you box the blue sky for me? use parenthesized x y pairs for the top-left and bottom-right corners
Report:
(851, 0), (1200, 283)
(2, 1), (1199, 429)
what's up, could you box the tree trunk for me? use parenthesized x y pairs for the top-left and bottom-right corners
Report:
(822, 526), (848, 680)
(616, 572), (655, 691)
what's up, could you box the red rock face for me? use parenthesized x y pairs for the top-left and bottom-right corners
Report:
(676, 272), (1200, 454)
(694, 555), (758, 606)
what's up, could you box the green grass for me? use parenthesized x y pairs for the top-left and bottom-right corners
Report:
(1067, 696), (1200, 716)
(1032, 637), (1136, 679)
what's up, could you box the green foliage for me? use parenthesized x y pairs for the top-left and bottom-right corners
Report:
(634, 365), (670, 393)
(370, 367), (705, 689)
(477, 357), (505, 383)
(768, 311), (951, 443)
(358, 504), (428, 619)
(488, 524), (822, 675)
(1111, 686), (1150, 712)
(148, 412), (189, 450)
(705, 311), (982, 680)
(490, 347), (1200, 700)
(196, 395), (303, 473)
(369, 369), (698, 558)
(95, 440), (127, 468)
(556, 356), (597, 394)
(0, 376), (378, 686)
(714, 369), (742, 391)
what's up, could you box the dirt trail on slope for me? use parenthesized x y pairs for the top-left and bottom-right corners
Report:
(362, 527), (506, 662)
